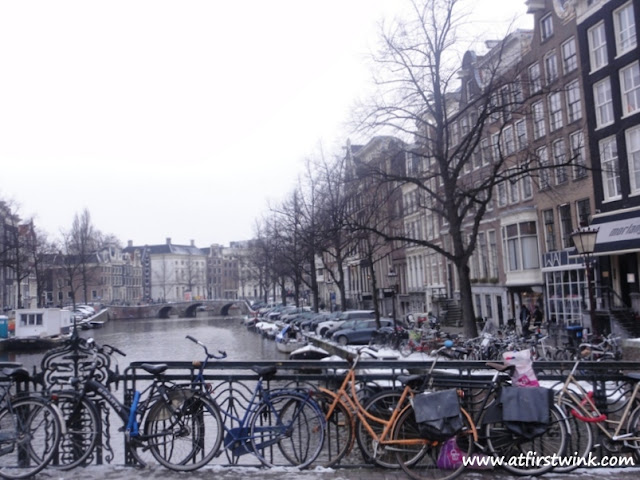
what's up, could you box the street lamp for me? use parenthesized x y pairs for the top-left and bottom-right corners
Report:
(571, 226), (599, 334)
(388, 269), (399, 329)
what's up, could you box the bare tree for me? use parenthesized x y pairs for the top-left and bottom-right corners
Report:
(351, 0), (578, 337)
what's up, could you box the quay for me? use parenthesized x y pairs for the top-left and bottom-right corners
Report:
(41, 463), (640, 479)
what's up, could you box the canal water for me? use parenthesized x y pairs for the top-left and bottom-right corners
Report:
(0, 314), (288, 372)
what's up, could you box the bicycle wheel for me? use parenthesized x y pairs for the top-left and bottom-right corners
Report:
(393, 404), (473, 480)
(51, 391), (101, 470)
(315, 391), (354, 468)
(0, 395), (62, 479)
(355, 389), (407, 468)
(250, 393), (325, 468)
(399, 340), (413, 357)
(145, 388), (223, 472)
(484, 403), (567, 476)
(553, 396), (593, 473)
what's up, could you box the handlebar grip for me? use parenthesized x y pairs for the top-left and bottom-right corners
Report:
(219, 351), (227, 358)
(186, 335), (198, 343)
(111, 345), (126, 357)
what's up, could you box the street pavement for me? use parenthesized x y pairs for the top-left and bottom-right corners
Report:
(39, 464), (640, 480)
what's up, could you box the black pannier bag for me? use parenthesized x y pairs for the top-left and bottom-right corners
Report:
(412, 389), (463, 441)
(500, 386), (552, 439)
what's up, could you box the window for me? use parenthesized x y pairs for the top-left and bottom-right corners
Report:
(559, 204), (573, 249)
(491, 133), (501, 160)
(566, 80), (582, 123)
(515, 120), (527, 150)
(504, 221), (540, 271)
(503, 125), (515, 155)
(521, 161), (533, 199)
(549, 92), (563, 131)
(485, 295), (493, 319)
(614, 1), (636, 55)
(540, 14), (553, 41)
(501, 86), (512, 121)
(588, 22), (608, 72)
(570, 131), (588, 179)
(478, 232), (489, 279)
(576, 199), (591, 227)
(481, 138), (491, 165)
(488, 230), (498, 278)
(562, 37), (577, 73)
(497, 182), (507, 207)
(529, 63), (541, 93)
(553, 139), (567, 185)
(620, 62), (640, 116)
(475, 294), (482, 318)
(543, 209), (557, 252)
(545, 51), (558, 84)
(537, 146), (550, 190)
(509, 178), (520, 204)
(600, 136), (621, 200)
(594, 78), (614, 128)
(532, 101), (546, 139)
(626, 126), (640, 194)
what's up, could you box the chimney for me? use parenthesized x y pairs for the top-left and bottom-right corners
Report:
(166, 237), (171, 245)
(190, 239), (195, 247)
(127, 240), (133, 248)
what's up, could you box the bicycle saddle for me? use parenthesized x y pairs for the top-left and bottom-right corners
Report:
(252, 365), (277, 378)
(0, 367), (30, 383)
(139, 363), (168, 375)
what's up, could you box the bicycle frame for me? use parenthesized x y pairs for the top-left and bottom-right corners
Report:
(320, 350), (477, 455)
(557, 360), (640, 443)
(188, 340), (321, 458)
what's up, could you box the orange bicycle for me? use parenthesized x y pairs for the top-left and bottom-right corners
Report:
(317, 344), (477, 480)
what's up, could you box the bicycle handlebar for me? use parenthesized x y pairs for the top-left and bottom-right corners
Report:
(186, 335), (227, 360)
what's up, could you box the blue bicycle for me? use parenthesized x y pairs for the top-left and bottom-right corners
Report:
(184, 335), (326, 468)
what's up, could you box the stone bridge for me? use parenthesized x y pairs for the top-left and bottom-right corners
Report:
(106, 300), (252, 320)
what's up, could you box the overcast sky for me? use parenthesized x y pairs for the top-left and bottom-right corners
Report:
(0, 0), (532, 248)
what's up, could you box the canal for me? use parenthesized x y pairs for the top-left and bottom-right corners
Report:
(0, 314), (289, 372)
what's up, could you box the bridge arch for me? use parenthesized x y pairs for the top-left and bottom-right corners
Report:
(184, 303), (204, 318)
(157, 305), (177, 319)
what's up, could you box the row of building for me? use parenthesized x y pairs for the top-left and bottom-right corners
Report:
(317, 0), (640, 338)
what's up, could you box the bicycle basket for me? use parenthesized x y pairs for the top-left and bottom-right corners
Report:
(413, 389), (463, 441)
(500, 386), (552, 439)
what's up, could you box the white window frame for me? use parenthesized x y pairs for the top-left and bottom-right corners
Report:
(600, 136), (621, 201)
(566, 80), (582, 123)
(626, 125), (640, 194)
(553, 139), (567, 185)
(614, 1), (637, 56)
(529, 63), (541, 93)
(562, 37), (577, 74)
(570, 130), (588, 179)
(620, 61), (640, 117)
(515, 119), (527, 150)
(594, 77), (614, 128)
(503, 221), (540, 272)
(548, 92), (563, 131)
(545, 51), (558, 85)
(537, 146), (550, 190)
(503, 125), (515, 156)
(540, 14), (553, 42)
(532, 101), (546, 139)
(588, 22), (608, 72)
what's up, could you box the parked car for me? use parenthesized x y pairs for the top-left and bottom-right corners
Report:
(316, 310), (375, 337)
(299, 312), (336, 332)
(331, 318), (394, 345)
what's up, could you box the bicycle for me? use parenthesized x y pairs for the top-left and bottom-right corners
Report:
(49, 337), (223, 472)
(319, 343), (477, 480)
(184, 335), (326, 469)
(554, 359), (640, 470)
(0, 366), (64, 479)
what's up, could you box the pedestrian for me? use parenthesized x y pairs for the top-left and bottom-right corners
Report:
(533, 305), (543, 328)
(520, 304), (531, 338)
